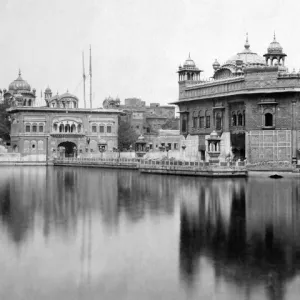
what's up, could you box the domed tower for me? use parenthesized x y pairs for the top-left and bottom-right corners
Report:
(178, 54), (202, 99)
(4, 70), (36, 107)
(44, 86), (52, 103)
(263, 33), (287, 66)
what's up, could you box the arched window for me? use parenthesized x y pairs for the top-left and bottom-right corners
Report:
(32, 123), (37, 132)
(53, 123), (58, 131)
(38, 140), (44, 150)
(65, 124), (70, 132)
(265, 113), (273, 127)
(39, 123), (44, 133)
(199, 111), (205, 128)
(59, 124), (64, 132)
(238, 112), (243, 126)
(99, 125), (104, 133)
(216, 113), (222, 130)
(107, 125), (112, 133)
(205, 111), (210, 128)
(71, 124), (76, 132)
(73, 101), (76, 108)
(232, 112), (237, 126)
(25, 123), (31, 132)
(28, 99), (32, 106)
(193, 111), (197, 128)
(31, 140), (36, 151)
(91, 124), (97, 133)
(24, 140), (30, 150)
(78, 124), (82, 133)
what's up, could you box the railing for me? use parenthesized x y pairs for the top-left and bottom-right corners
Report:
(54, 157), (246, 168)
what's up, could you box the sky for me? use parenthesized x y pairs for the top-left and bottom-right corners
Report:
(1, 0), (300, 108)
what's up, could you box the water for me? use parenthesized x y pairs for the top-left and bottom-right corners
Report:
(0, 167), (300, 300)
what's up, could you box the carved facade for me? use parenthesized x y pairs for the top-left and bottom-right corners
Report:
(5, 72), (121, 158)
(172, 34), (300, 163)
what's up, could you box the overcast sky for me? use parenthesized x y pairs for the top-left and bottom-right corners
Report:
(1, 0), (300, 108)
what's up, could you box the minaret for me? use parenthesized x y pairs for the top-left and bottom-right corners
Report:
(82, 51), (86, 108)
(89, 45), (92, 109)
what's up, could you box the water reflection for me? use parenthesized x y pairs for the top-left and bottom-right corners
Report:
(179, 177), (300, 299)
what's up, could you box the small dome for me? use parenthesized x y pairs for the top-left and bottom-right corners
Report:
(9, 70), (31, 91)
(267, 33), (283, 53)
(45, 86), (52, 93)
(137, 135), (145, 141)
(210, 130), (218, 138)
(213, 59), (220, 70)
(183, 53), (196, 67)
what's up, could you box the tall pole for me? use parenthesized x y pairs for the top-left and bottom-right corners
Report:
(89, 45), (92, 109)
(82, 51), (86, 108)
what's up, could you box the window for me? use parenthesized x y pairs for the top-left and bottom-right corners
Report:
(32, 124), (37, 132)
(39, 125), (44, 132)
(25, 124), (30, 132)
(206, 116), (210, 128)
(199, 116), (205, 128)
(181, 116), (187, 132)
(99, 125), (104, 133)
(78, 124), (82, 133)
(193, 112), (197, 128)
(167, 143), (172, 149)
(38, 140), (44, 150)
(92, 125), (97, 133)
(53, 124), (58, 131)
(174, 143), (178, 150)
(71, 124), (76, 132)
(28, 99), (32, 106)
(243, 110), (245, 126)
(265, 113), (273, 127)
(232, 113), (237, 126)
(216, 113), (222, 130)
(59, 124), (64, 132)
(238, 113), (243, 126)
(65, 124), (70, 132)
(107, 126), (112, 133)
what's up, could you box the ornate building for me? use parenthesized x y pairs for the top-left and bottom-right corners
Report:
(172, 34), (300, 163)
(5, 72), (121, 158)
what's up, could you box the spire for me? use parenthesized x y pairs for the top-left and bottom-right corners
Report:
(18, 69), (22, 78)
(82, 51), (86, 109)
(273, 31), (276, 41)
(244, 32), (250, 50)
(188, 52), (191, 58)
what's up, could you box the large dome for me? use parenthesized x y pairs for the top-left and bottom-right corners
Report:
(225, 37), (265, 66)
(9, 71), (31, 91)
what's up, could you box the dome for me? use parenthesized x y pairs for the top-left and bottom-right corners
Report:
(267, 33), (283, 53)
(9, 70), (31, 91)
(213, 59), (220, 70)
(225, 35), (266, 66)
(45, 86), (52, 93)
(183, 53), (196, 67)
(210, 130), (219, 138)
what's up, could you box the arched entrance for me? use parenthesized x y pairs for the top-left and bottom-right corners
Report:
(58, 141), (77, 158)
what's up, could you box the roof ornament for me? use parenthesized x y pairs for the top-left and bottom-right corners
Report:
(18, 69), (21, 77)
(244, 32), (250, 50)
(273, 31), (276, 42)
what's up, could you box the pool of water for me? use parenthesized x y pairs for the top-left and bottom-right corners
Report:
(0, 166), (300, 299)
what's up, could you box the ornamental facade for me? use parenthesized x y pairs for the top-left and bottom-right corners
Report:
(4, 72), (121, 158)
(172, 34), (300, 164)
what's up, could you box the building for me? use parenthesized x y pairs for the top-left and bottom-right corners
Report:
(103, 96), (178, 135)
(172, 34), (300, 163)
(4, 72), (121, 158)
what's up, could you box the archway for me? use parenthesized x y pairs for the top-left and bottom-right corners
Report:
(58, 141), (77, 158)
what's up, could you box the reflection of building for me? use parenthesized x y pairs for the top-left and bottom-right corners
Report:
(103, 97), (178, 135)
(172, 34), (300, 163)
(179, 177), (300, 299)
(5, 72), (121, 157)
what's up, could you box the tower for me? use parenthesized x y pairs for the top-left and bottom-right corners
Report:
(44, 86), (52, 103)
(82, 51), (86, 108)
(177, 54), (202, 100)
(89, 45), (92, 109)
(264, 33), (287, 66)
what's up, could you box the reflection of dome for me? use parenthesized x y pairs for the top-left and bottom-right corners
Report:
(9, 70), (31, 91)
(267, 33), (283, 53)
(225, 35), (265, 66)
(183, 54), (196, 67)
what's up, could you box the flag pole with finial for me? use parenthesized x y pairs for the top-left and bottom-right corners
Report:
(82, 51), (86, 108)
(89, 45), (92, 109)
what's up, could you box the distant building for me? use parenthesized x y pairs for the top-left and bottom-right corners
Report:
(103, 96), (178, 135)
(5, 72), (121, 158)
(172, 34), (300, 163)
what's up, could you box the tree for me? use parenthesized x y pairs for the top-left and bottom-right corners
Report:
(118, 120), (139, 151)
(161, 117), (180, 130)
(0, 102), (10, 142)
